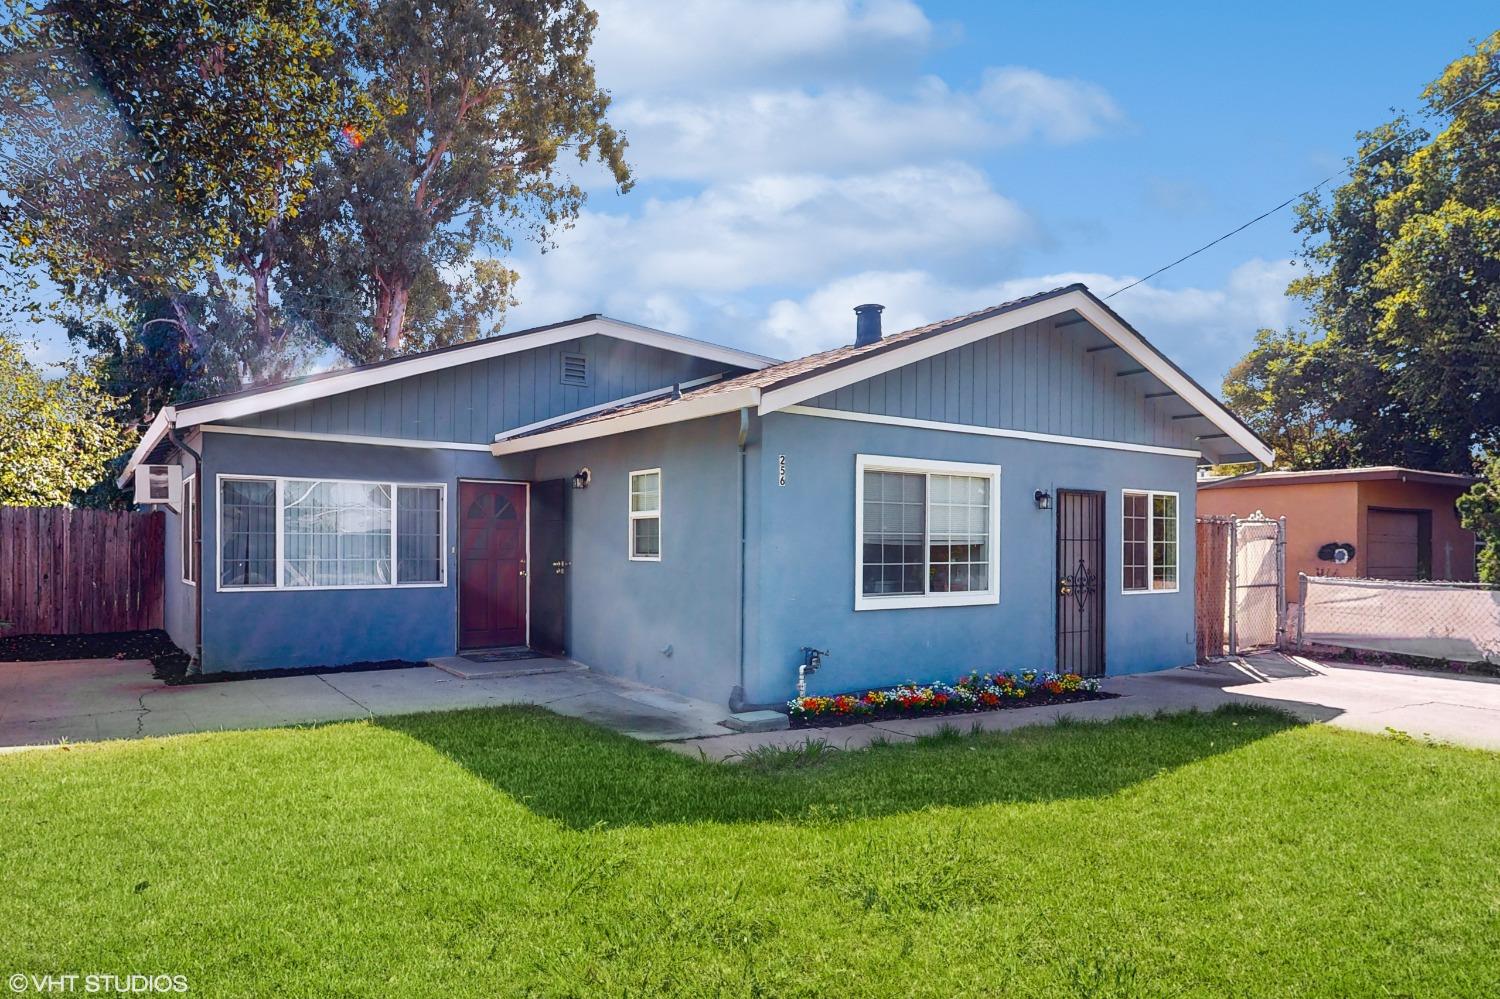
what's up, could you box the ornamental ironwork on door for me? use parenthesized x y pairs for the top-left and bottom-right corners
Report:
(1056, 489), (1105, 677)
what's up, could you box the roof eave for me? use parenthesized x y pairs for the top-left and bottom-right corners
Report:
(116, 407), (176, 487)
(490, 386), (762, 455)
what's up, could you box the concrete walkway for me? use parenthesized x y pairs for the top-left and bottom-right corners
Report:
(4, 652), (1498, 758)
(667, 653), (1500, 760)
(0, 658), (735, 750)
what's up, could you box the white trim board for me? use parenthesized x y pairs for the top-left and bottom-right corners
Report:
(781, 406), (1203, 458)
(757, 288), (1273, 465)
(490, 386), (761, 455)
(199, 424), (495, 452)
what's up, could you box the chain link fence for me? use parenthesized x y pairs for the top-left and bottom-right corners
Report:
(1298, 575), (1500, 664)
(1195, 514), (1286, 658)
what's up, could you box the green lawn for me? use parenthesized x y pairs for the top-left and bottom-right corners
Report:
(3, 705), (1499, 997)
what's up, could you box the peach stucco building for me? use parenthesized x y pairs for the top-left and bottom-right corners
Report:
(1198, 467), (1478, 597)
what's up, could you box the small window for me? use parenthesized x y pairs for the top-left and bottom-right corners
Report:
(629, 469), (661, 560)
(855, 455), (1000, 610)
(1123, 490), (1178, 593)
(180, 476), (198, 585)
(560, 352), (589, 387)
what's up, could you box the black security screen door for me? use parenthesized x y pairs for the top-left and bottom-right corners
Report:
(1056, 489), (1105, 677)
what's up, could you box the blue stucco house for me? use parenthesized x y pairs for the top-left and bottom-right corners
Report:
(119, 284), (1272, 707)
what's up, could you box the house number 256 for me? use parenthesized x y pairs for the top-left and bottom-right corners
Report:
(777, 455), (787, 486)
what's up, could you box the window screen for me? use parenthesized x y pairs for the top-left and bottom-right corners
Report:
(220, 479), (277, 588)
(282, 480), (392, 587)
(397, 485), (443, 583)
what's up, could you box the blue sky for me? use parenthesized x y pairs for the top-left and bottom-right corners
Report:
(23, 1), (1498, 389)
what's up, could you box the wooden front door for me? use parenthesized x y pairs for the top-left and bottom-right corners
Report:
(459, 481), (527, 649)
(1056, 489), (1106, 677)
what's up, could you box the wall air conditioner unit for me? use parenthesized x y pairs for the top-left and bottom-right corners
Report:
(134, 464), (183, 509)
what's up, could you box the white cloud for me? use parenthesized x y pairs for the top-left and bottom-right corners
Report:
(617, 68), (1124, 181)
(591, 0), (933, 93)
(757, 258), (1301, 384)
(506, 163), (1032, 330)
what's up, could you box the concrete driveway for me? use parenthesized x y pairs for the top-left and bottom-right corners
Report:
(0, 658), (735, 749)
(1132, 652), (1500, 750)
(669, 652), (1500, 760)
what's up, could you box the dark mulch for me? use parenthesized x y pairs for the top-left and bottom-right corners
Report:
(788, 689), (1119, 729)
(0, 629), (185, 665)
(0, 630), (424, 685)
(165, 659), (427, 686)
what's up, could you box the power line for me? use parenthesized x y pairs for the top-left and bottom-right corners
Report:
(1105, 71), (1500, 301)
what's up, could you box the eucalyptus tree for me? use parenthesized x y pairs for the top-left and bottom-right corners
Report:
(281, 0), (633, 361)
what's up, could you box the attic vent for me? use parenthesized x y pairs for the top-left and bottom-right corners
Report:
(560, 352), (589, 387)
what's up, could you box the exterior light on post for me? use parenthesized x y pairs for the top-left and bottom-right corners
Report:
(1034, 489), (1052, 510)
(572, 467), (591, 490)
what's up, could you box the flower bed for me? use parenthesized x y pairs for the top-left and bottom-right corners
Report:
(787, 670), (1113, 728)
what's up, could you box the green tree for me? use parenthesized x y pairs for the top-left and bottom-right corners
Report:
(1458, 453), (1500, 583)
(0, 0), (368, 377)
(0, 334), (134, 507)
(1272, 32), (1500, 472)
(281, 0), (632, 361)
(1221, 328), (1355, 470)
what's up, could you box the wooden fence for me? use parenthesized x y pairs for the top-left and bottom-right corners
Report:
(1195, 517), (1231, 661)
(0, 507), (164, 635)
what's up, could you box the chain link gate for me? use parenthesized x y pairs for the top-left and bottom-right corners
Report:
(1196, 513), (1286, 658)
(1228, 513), (1286, 653)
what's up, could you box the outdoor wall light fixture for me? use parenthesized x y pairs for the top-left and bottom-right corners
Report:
(572, 467), (592, 490)
(1034, 489), (1052, 510)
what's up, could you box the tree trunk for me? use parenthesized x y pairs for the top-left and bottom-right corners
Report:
(251, 266), (272, 350)
(382, 281), (410, 352)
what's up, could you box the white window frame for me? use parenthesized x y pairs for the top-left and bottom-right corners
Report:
(1121, 488), (1179, 595)
(628, 468), (662, 561)
(854, 454), (1001, 611)
(215, 474), (447, 592)
(180, 475), (197, 586)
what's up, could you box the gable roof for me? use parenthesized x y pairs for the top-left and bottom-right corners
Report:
(118, 314), (778, 485)
(494, 285), (1275, 465)
(1200, 466), (1477, 489)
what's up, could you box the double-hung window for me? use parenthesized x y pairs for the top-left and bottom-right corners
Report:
(629, 469), (661, 560)
(855, 454), (1000, 610)
(1122, 490), (1178, 593)
(218, 476), (445, 590)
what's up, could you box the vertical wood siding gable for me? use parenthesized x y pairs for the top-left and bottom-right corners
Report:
(806, 318), (1198, 450)
(224, 335), (733, 444)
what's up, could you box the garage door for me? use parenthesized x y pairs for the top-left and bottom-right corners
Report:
(1366, 509), (1422, 580)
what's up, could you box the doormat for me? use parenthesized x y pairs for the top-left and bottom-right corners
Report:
(461, 648), (549, 664)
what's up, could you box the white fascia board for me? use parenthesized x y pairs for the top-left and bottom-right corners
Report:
(490, 386), (761, 456)
(175, 317), (777, 430)
(199, 424), (494, 452)
(591, 316), (779, 370)
(1066, 295), (1274, 465)
(756, 296), (1075, 416)
(116, 406), (176, 487)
